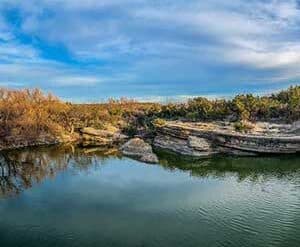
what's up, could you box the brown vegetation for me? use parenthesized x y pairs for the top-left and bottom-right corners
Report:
(0, 88), (68, 138)
(0, 88), (156, 142)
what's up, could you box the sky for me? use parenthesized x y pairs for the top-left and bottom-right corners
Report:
(0, 0), (300, 102)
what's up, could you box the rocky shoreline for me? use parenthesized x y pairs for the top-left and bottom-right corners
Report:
(0, 135), (62, 151)
(153, 121), (300, 157)
(1, 121), (299, 162)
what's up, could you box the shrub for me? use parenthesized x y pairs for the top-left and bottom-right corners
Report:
(152, 118), (167, 127)
(0, 88), (69, 138)
(233, 121), (254, 133)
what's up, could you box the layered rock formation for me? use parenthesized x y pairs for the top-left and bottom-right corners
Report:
(154, 135), (219, 157)
(154, 121), (300, 157)
(120, 138), (158, 163)
(80, 127), (128, 146)
(0, 135), (61, 151)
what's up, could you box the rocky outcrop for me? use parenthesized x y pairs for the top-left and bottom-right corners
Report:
(0, 126), (128, 152)
(188, 136), (215, 152)
(154, 121), (300, 157)
(154, 135), (219, 157)
(80, 127), (128, 146)
(0, 135), (61, 151)
(290, 121), (300, 134)
(120, 138), (158, 163)
(0, 132), (80, 151)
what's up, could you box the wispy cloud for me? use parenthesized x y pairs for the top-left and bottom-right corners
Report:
(51, 76), (102, 86)
(0, 0), (299, 100)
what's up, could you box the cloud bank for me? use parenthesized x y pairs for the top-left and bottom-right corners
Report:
(0, 0), (299, 100)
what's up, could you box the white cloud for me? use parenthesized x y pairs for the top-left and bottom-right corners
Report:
(0, 43), (38, 62)
(0, 62), (105, 89)
(14, 0), (300, 70)
(228, 45), (300, 69)
(51, 76), (102, 86)
(0, 0), (300, 99)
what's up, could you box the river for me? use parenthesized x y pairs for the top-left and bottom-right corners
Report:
(0, 146), (299, 247)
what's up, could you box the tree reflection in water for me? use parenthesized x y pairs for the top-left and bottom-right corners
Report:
(158, 150), (300, 182)
(0, 146), (299, 197)
(0, 145), (121, 197)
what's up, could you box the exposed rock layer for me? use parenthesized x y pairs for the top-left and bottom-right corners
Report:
(0, 135), (60, 151)
(154, 135), (219, 157)
(154, 121), (300, 157)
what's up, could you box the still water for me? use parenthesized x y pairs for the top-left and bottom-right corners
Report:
(0, 146), (299, 247)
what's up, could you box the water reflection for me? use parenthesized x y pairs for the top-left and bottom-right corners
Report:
(0, 146), (300, 247)
(0, 146), (300, 197)
(158, 151), (300, 182)
(0, 146), (121, 197)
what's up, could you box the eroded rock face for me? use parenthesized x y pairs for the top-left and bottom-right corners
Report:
(154, 135), (218, 157)
(153, 121), (300, 157)
(291, 121), (300, 134)
(0, 134), (61, 151)
(187, 136), (212, 151)
(120, 138), (158, 163)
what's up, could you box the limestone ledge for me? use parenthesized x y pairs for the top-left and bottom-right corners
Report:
(154, 121), (300, 157)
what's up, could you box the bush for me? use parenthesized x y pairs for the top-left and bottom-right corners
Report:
(0, 88), (69, 138)
(152, 118), (167, 127)
(233, 121), (254, 133)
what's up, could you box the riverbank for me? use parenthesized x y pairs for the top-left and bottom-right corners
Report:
(1, 120), (299, 160)
(1, 86), (299, 157)
(0, 135), (61, 151)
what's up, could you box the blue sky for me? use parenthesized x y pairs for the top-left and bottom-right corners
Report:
(0, 0), (300, 102)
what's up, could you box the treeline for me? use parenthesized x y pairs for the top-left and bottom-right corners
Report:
(152, 86), (300, 122)
(0, 86), (299, 140)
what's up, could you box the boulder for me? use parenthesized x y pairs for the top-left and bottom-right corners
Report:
(80, 127), (128, 146)
(81, 127), (127, 138)
(81, 127), (111, 137)
(120, 138), (158, 163)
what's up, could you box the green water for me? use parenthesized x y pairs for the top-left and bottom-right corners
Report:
(0, 146), (299, 247)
